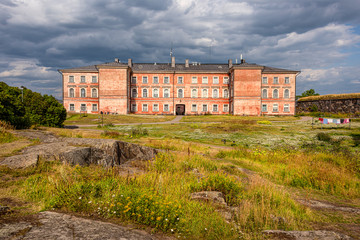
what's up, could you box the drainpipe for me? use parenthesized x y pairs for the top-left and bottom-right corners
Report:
(173, 71), (175, 115)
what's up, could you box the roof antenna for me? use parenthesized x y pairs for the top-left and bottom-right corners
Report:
(170, 42), (173, 58)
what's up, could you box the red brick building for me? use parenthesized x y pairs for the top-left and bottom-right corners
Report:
(59, 57), (299, 116)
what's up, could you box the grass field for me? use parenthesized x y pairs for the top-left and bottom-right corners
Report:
(1, 115), (360, 239)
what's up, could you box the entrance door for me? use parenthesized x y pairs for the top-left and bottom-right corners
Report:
(176, 104), (185, 115)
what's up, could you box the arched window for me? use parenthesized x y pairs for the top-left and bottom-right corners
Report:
(132, 89), (137, 98)
(192, 89), (197, 98)
(81, 88), (86, 97)
(178, 89), (183, 98)
(284, 89), (290, 98)
(69, 88), (74, 97)
(92, 88), (97, 98)
(213, 89), (218, 98)
(202, 89), (208, 98)
(153, 88), (159, 98)
(223, 89), (229, 98)
(273, 89), (278, 98)
(262, 89), (267, 98)
(142, 89), (148, 97)
(164, 88), (169, 98)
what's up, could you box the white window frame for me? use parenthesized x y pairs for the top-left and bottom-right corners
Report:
(153, 88), (159, 98)
(262, 89), (268, 98)
(142, 104), (148, 112)
(202, 76), (208, 84)
(92, 76), (97, 83)
(212, 89), (219, 98)
(191, 76), (198, 84)
(131, 104), (137, 112)
(285, 77), (290, 84)
(262, 104), (267, 112)
(273, 104), (278, 112)
(213, 104), (218, 112)
(262, 77), (268, 84)
(178, 88), (184, 98)
(69, 88), (75, 98)
(69, 103), (75, 111)
(284, 104), (290, 112)
(131, 76), (137, 84)
(163, 88), (170, 98)
(177, 76), (183, 84)
(69, 76), (74, 83)
(91, 88), (97, 98)
(202, 104), (208, 112)
(284, 89), (290, 99)
(223, 76), (229, 84)
(273, 89), (279, 99)
(273, 77), (279, 84)
(202, 88), (208, 98)
(153, 104), (159, 112)
(223, 89), (229, 98)
(80, 104), (86, 112)
(223, 104), (229, 112)
(213, 76), (219, 84)
(81, 76), (86, 83)
(92, 104), (98, 111)
(153, 76), (159, 84)
(191, 88), (197, 98)
(142, 76), (148, 84)
(80, 88), (86, 98)
(163, 104), (169, 112)
(191, 104), (197, 112)
(132, 88), (137, 98)
(142, 88), (148, 98)
(163, 76), (169, 84)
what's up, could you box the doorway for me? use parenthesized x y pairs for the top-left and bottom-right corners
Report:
(176, 104), (185, 115)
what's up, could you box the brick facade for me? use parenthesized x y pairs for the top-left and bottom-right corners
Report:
(59, 58), (299, 116)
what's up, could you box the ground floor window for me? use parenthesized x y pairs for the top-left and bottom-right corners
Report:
(92, 104), (98, 111)
(142, 104), (148, 112)
(213, 104), (218, 112)
(164, 104), (169, 112)
(153, 104), (159, 112)
(223, 104), (229, 112)
(69, 104), (75, 111)
(202, 104), (208, 112)
(80, 104), (86, 111)
(273, 104), (278, 112)
(262, 104), (267, 112)
(131, 104), (137, 112)
(284, 104), (290, 112)
(192, 104), (197, 112)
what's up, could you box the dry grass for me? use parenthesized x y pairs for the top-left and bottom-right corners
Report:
(298, 93), (360, 102)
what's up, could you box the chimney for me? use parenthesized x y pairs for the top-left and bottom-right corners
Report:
(228, 59), (233, 68)
(115, 58), (119, 63)
(185, 59), (189, 68)
(241, 59), (246, 64)
(171, 56), (175, 68)
(128, 58), (132, 67)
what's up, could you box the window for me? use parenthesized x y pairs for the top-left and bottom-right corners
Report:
(178, 89), (183, 98)
(273, 104), (278, 112)
(202, 76), (208, 84)
(262, 77), (268, 84)
(153, 104), (159, 112)
(213, 104), (218, 112)
(273, 77), (279, 84)
(262, 89), (268, 98)
(223, 76), (229, 84)
(177, 76), (183, 84)
(262, 104), (267, 112)
(69, 88), (75, 98)
(92, 104), (98, 111)
(153, 88), (159, 98)
(81, 104), (86, 111)
(163, 88), (170, 98)
(202, 104), (208, 112)
(192, 76), (198, 84)
(142, 104), (148, 112)
(81, 76), (86, 83)
(164, 76), (169, 84)
(69, 76), (74, 83)
(131, 76), (137, 84)
(92, 76), (97, 83)
(81, 88), (86, 97)
(213, 76), (219, 84)
(131, 104), (137, 112)
(132, 88), (137, 98)
(142, 76), (148, 84)
(202, 89), (208, 98)
(164, 104), (169, 112)
(192, 104), (197, 112)
(153, 76), (159, 84)
(273, 89), (279, 98)
(285, 77), (290, 84)
(191, 89), (197, 98)
(223, 89), (229, 98)
(223, 104), (229, 112)
(69, 104), (75, 111)
(284, 104), (290, 112)
(213, 89), (218, 98)
(142, 88), (148, 97)
(92, 88), (97, 98)
(284, 89), (290, 99)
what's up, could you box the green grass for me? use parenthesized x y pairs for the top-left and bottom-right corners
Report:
(0, 130), (17, 143)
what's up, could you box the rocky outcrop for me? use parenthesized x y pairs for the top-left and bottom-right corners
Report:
(190, 191), (227, 206)
(262, 230), (352, 240)
(0, 211), (160, 240)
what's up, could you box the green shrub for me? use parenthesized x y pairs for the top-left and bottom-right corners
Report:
(316, 132), (331, 142)
(130, 127), (149, 138)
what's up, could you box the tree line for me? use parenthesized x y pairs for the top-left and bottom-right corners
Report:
(0, 82), (66, 129)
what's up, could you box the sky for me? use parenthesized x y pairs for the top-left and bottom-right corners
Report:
(0, 0), (360, 99)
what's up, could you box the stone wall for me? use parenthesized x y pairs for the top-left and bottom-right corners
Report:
(296, 98), (360, 114)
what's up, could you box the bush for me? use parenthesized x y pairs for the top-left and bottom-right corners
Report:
(316, 132), (331, 142)
(130, 127), (149, 138)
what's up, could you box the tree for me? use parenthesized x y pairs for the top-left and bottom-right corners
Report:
(296, 89), (319, 100)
